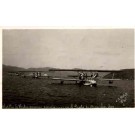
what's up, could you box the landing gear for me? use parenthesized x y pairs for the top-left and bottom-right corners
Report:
(93, 84), (97, 87)
(109, 80), (113, 84)
(60, 80), (64, 84)
(90, 84), (97, 87)
(79, 81), (84, 87)
(90, 84), (93, 87)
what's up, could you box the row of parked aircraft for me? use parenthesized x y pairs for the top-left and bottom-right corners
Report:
(8, 68), (121, 87)
(8, 71), (50, 78)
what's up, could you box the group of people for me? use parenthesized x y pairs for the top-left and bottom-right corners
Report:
(33, 72), (41, 78)
(78, 72), (87, 80)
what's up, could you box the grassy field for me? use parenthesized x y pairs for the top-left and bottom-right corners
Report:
(2, 74), (134, 108)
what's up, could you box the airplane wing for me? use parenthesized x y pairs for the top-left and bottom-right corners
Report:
(51, 77), (80, 81)
(49, 69), (121, 72)
(97, 84), (116, 87)
(68, 75), (92, 77)
(100, 79), (121, 81)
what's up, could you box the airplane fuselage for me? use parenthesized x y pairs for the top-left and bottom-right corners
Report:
(83, 79), (97, 87)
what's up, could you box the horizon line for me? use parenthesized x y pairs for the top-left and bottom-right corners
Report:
(3, 64), (135, 71)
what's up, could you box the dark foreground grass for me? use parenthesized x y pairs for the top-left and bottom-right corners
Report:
(2, 74), (134, 108)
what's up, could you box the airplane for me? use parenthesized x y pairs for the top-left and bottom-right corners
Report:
(8, 71), (21, 76)
(49, 69), (121, 87)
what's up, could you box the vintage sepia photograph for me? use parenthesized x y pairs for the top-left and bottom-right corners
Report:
(2, 29), (134, 108)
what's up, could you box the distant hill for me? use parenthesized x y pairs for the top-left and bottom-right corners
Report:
(3, 65), (52, 72)
(27, 67), (51, 71)
(104, 69), (134, 80)
(3, 65), (26, 72)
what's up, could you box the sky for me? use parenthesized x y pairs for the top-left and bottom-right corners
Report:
(3, 29), (134, 70)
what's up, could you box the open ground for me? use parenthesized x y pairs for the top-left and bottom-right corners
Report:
(2, 73), (134, 108)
